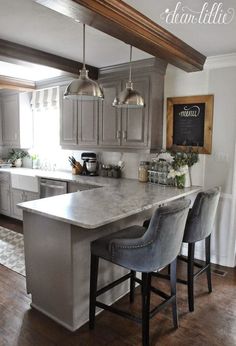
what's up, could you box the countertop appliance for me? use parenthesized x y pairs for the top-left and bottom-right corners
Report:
(81, 152), (98, 176)
(40, 178), (67, 198)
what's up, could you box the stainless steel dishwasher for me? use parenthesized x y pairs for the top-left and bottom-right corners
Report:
(40, 178), (67, 198)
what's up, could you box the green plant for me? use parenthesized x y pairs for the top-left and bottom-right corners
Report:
(8, 149), (29, 163)
(170, 148), (199, 170)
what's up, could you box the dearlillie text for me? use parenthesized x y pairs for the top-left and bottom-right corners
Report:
(160, 2), (235, 25)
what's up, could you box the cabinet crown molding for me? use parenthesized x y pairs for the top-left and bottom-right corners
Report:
(99, 58), (167, 79)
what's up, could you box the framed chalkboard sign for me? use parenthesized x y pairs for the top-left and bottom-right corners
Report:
(167, 95), (214, 154)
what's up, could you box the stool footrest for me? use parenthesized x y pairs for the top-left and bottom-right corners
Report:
(96, 301), (141, 324)
(150, 285), (171, 300)
(96, 273), (131, 297)
(150, 295), (176, 319)
(194, 264), (210, 279)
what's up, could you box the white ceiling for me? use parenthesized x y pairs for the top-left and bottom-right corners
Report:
(0, 0), (235, 70)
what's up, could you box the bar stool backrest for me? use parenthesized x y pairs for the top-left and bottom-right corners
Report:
(183, 187), (221, 243)
(138, 199), (191, 272)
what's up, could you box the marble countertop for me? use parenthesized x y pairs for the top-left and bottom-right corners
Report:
(18, 173), (201, 229)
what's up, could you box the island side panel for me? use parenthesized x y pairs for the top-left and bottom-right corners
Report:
(23, 211), (74, 330)
(23, 208), (156, 331)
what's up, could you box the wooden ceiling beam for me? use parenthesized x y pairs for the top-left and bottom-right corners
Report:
(0, 75), (36, 92)
(0, 38), (98, 79)
(34, 0), (206, 72)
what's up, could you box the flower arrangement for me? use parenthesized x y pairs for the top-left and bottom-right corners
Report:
(168, 148), (199, 188)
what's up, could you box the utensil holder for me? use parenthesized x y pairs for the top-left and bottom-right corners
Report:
(72, 167), (80, 175)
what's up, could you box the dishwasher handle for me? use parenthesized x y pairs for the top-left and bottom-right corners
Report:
(40, 182), (66, 189)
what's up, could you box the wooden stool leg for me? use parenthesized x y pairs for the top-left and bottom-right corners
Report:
(188, 243), (195, 312)
(170, 258), (178, 328)
(89, 254), (99, 329)
(205, 235), (212, 293)
(141, 272), (151, 346)
(130, 270), (136, 303)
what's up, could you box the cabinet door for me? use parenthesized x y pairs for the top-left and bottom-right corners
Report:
(99, 80), (122, 147)
(0, 183), (11, 216)
(78, 100), (98, 147)
(121, 76), (150, 148)
(11, 189), (24, 220)
(60, 87), (78, 146)
(2, 95), (20, 147)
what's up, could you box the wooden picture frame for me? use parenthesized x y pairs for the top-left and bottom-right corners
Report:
(166, 95), (214, 154)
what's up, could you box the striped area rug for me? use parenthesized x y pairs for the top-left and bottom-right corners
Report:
(0, 226), (25, 276)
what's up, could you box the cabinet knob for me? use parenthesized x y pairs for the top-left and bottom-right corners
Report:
(122, 130), (127, 140)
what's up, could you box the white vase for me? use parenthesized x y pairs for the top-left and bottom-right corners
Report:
(14, 158), (22, 167)
(184, 167), (192, 188)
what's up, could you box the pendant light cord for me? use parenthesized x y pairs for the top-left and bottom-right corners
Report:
(83, 23), (86, 70)
(129, 45), (132, 83)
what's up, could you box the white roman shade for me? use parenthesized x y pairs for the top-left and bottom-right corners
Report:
(31, 87), (59, 110)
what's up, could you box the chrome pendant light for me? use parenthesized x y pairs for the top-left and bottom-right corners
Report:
(112, 45), (144, 108)
(64, 24), (104, 100)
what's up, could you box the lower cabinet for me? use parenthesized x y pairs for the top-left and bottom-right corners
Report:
(0, 172), (11, 216)
(0, 182), (11, 216)
(11, 189), (39, 220)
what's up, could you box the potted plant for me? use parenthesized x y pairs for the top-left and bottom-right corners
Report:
(8, 149), (29, 167)
(168, 149), (199, 188)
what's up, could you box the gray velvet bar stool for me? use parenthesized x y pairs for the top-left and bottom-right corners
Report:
(144, 187), (221, 313)
(89, 199), (191, 346)
(178, 187), (220, 312)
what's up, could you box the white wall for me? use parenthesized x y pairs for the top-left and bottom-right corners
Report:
(164, 57), (236, 267)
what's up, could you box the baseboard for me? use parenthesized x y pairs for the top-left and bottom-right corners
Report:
(181, 244), (235, 268)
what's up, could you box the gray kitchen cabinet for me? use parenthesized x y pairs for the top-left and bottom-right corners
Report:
(98, 58), (167, 152)
(60, 85), (98, 148)
(78, 100), (98, 147)
(11, 188), (39, 220)
(11, 189), (24, 220)
(60, 58), (167, 152)
(0, 173), (11, 216)
(98, 80), (122, 147)
(98, 76), (149, 149)
(121, 76), (149, 148)
(60, 86), (78, 146)
(1, 92), (32, 148)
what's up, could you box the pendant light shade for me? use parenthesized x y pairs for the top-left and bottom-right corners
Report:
(113, 46), (144, 108)
(64, 24), (104, 100)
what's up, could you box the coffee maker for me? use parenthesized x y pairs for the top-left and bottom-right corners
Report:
(81, 152), (98, 176)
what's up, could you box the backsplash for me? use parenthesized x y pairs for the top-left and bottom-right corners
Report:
(0, 146), (204, 185)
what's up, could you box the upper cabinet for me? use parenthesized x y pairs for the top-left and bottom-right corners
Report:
(98, 80), (122, 148)
(120, 76), (149, 148)
(60, 86), (78, 146)
(98, 76), (149, 149)
(78, 100), (98, 147)
(98, 58), (167, 152)
(60, 58), (167, 152)
(60, 85), (98, 148)
(0, 92), (32, 148)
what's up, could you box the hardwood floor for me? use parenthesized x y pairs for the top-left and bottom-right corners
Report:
(0, 216), (236, 346)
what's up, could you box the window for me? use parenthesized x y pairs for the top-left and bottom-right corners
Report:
(31, 87), (60, 158)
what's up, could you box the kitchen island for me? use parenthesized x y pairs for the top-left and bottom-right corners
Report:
(18, 179), (201, 331)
